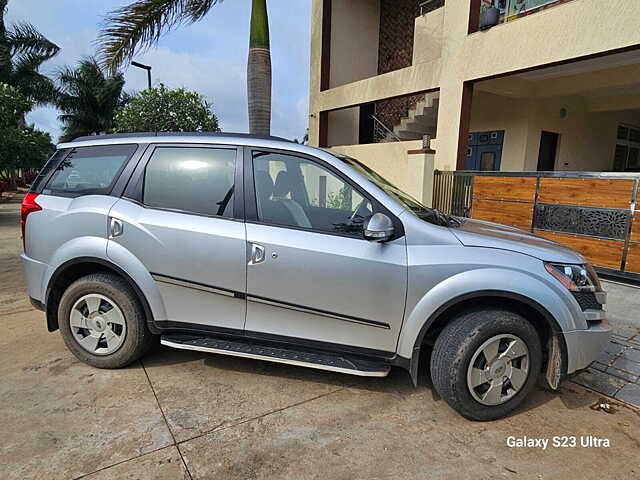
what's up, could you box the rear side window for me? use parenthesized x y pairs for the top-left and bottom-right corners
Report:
(43, 145), (137, 196)
(143, 147), (236, 217)
(30, 148), (70, 193)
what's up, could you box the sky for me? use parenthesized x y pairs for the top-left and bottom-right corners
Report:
(6, 0), (312, 142)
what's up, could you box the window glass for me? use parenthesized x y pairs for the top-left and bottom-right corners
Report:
(44, 145), (136, 196)
(253, 152), (371, 236)
(144, 147), (236, 217)
(31, 148), (70, 192)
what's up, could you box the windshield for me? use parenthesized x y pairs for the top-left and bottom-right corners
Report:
(332, 153), (433, 216)
(331, 153), (462, 228)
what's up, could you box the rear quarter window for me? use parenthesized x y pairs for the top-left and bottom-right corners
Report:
(43, 144), (137, 197)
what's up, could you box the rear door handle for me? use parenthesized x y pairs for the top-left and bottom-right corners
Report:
(248, 243), (265, 265)
(109, 217), (124, 238)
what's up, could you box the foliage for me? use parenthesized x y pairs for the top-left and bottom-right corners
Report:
(55, 58), (128, 142)
(0, 83), (53, 182)
(0, 82), (31, 127)
(0, 124), (54, 174)
(98, 0), (272, 135)
(97, 0), (222, 72)
(113, 84), (220, 133)
(326, 186), (353, 211)
(0, 0), (60, 105)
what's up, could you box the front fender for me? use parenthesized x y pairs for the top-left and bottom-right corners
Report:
(396, 267), (580, 361)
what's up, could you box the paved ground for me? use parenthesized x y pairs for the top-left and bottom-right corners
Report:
(2, 194), (640, 480)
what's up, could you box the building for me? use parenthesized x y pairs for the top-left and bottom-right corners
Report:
(307, 0), (640, 205)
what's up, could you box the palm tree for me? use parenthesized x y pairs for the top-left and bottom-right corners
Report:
(55, 58), (128, 142)
(98, 0), (272, 135)
(0, 0), (59, 106)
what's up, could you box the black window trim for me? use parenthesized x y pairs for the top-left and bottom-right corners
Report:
(122, 142), (245, 222)
(38, 144), (141, 199)
(29, 148), (72, 194)
(243, 146), (405, 241)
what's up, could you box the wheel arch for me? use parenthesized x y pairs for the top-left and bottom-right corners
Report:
(44, 257), (160, 334)
(405, 290), (568, 387)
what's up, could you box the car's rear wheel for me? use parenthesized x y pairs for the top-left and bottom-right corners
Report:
(58, 273), (155, 368)
(430, 309), (542, 421)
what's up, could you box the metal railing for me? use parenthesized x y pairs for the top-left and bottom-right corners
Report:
(372, 115), (400, 143)
(419, 0), (445, 16)
(432, 170), (475, 217)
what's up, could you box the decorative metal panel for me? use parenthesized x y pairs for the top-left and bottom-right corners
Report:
(533, 204), (629, 240)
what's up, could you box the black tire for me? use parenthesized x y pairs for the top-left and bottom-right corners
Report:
(430, 309), (542, 421)
(58, 273), (155, 369)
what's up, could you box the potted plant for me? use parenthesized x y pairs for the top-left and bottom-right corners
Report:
(480, 0), (500, 30)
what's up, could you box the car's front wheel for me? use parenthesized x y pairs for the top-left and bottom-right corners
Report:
(58, 273), (155, 369)
(430, 309), (542, 421)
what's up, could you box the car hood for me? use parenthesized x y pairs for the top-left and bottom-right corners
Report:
(450, 218), (585, 264)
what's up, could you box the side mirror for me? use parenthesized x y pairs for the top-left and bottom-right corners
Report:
(363, 213), (394, 242)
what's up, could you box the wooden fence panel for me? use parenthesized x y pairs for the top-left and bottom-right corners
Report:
(626, 244), (640, 274)
(471, 199), (533, 230)
(538, 178), (635, 209)
(630, 212), (640, 244)
(473, 177), (537, 202)
(534, 231), (624, 270)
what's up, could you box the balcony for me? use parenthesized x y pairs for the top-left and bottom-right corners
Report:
(472, 0), (575, 32)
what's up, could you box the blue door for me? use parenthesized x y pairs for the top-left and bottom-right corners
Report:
(466, 130), (504, 171)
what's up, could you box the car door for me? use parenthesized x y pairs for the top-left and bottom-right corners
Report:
(243, 148), (407, 354)
(107, 143), (247, 332)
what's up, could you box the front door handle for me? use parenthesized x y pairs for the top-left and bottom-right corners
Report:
(248, 243), (265, 265)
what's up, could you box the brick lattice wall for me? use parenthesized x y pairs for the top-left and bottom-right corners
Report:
(375, 0), (444, 130)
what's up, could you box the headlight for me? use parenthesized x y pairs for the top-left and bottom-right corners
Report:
(544, 263), (601, 292)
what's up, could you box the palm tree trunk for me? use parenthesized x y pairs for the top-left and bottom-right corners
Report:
(247, 0), (271, 136)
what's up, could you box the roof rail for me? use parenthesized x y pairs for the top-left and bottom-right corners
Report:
(70, 132), (293, 143)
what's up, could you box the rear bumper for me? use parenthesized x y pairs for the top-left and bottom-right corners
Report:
(563, 317), (612, 374)
(20, 253), (48, 303)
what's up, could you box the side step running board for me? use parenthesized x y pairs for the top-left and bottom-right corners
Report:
(161, 334), (391, 377)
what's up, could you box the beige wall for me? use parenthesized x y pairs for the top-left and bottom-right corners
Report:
(329, 0), (380, 89)
(310, 0), (640, 174)
(470, 91), (640, 172)
(329, 140), (436, 205)
(469, 92), (533, 171)
(327, 107), (360, 146)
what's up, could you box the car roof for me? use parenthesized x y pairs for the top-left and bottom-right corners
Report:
(57, 132), (298, 150)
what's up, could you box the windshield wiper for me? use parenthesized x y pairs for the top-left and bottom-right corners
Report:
(419, 209), (463, 228)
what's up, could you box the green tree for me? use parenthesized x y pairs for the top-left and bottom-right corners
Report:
(55, 58), (128, 142)
(98, 0), (272, 135)
(113, 84), (220, 133)
(0, 83), (53, 186)
(0, 0), (59, 105)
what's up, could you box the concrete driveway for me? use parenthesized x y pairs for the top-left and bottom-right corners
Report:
(1, 196), (639, 480)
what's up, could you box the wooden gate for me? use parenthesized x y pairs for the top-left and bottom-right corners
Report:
(433, 171), (640, 280)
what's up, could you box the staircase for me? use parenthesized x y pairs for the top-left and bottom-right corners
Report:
(392, 91), (439, 141)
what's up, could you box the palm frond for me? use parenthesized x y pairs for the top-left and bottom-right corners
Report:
(97, 0), (221, 72)
(7, 22), (60, 59)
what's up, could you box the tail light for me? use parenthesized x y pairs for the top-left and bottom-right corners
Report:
(21, 193), (42, 251)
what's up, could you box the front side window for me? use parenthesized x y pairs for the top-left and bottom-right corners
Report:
(252, 152), (372, 236)
(44, 145), (136, 196)
(143, 147), (236, 217)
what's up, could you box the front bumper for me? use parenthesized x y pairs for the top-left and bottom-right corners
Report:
(563, 316), (612, 374)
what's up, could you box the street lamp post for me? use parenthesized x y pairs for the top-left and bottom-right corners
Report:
(131, 61), (152, 90)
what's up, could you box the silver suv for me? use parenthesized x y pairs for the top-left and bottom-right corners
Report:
(21, 133), (610, 421)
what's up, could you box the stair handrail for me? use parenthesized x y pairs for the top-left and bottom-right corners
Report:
(372, 114), (401, 143)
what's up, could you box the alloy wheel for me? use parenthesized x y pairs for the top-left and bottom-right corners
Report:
(69, 294), (127, 356)
(466, 334), (530, 406)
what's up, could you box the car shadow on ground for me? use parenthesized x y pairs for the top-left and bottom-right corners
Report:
(140, 343), (594, 420)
